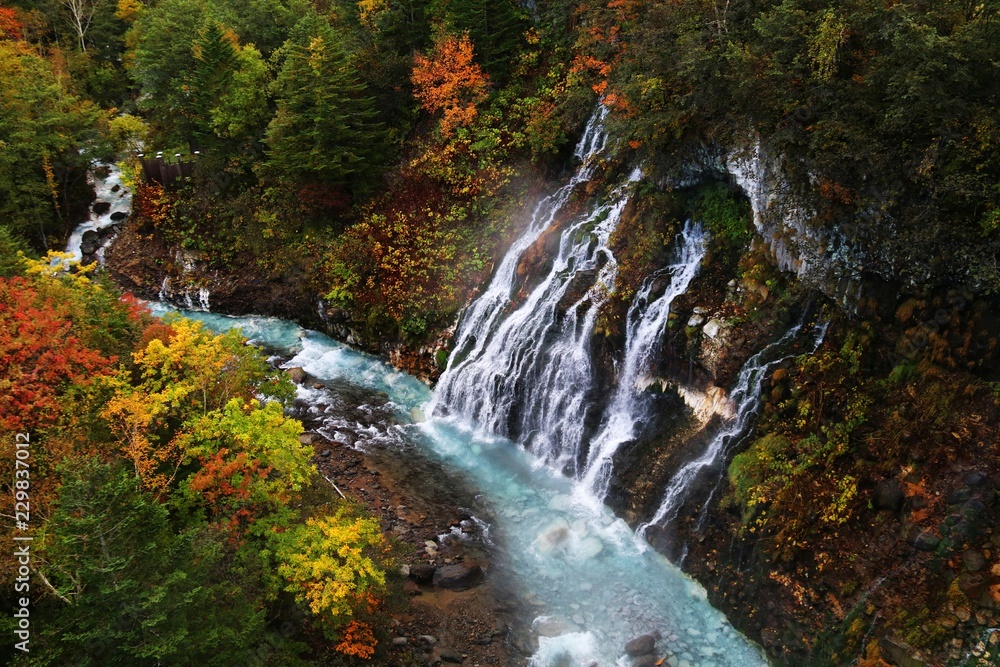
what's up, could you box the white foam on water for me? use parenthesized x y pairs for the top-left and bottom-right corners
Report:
(66, 162), (132, 262)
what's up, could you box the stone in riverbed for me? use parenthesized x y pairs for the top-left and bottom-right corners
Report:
(286, 367), (306, 384)
(631, 656), (658, 667)
(959, 571), (987, 599)
(432, 646), (464, 664)
(912, 532), (940, 551)
(624, 634), (657, 656)
(703, 319), (723, 339)
(409, 563), (436, 582)
(92, 202), (111, 216)
(964, 471), (988, 487)
(433, 562), (484, 590)
(962, 549), (986, 572)
(110, 210), (128, 221)
(873, 479), (904, 512)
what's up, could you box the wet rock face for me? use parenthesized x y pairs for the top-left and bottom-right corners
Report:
(79, 223), (122, 265)
(879, 637), (933, 667)
(409, 564), (436, 583)
(104, 217), (324, 328)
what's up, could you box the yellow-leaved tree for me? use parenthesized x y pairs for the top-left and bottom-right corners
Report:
(274, 508), (392, 657)
(101, 317), (292, 494)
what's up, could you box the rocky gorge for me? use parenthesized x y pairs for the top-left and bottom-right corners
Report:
(92, 105), (1000, 667)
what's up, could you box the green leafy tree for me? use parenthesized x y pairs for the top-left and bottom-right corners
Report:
(0, 41), (100, 248)
(28, 460), (282, 667)
(0, 225), (31, 276)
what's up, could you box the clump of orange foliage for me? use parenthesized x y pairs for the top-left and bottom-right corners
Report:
(0, 5), (22, 40)
(335, 620), (378, 659)
(412, 32), (490, 137)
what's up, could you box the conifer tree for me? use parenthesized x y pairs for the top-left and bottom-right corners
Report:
(187, 21), (240, 148)
(264, 15), (384, 187)
(436, 0), (527, 80)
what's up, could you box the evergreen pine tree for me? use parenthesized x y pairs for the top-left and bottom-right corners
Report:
(187, 21), (240, 149)
(264, 15), (384, 187)
(438, 0), (528, 80)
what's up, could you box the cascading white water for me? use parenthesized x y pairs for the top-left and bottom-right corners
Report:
(65, 162), (132, 262)
(430, 108), (639, 472)
(434, 109), (712, 495)
(578, 221), (708, 500)
(433, 107), (610, 387)
(435, 168), (641, 471)
(637, 323), (807, 539)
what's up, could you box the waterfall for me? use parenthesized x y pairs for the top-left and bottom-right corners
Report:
(433, 167), (641, 471)
(434, 107), (710, 489)
(65, 161), (132, 263)
(636, 321), (827, 539)
(578, 221), (708, 500)
(432, 107), (610, 386)
(430, 107), (627, 472)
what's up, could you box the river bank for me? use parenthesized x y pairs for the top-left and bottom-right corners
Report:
(286, 368), (527, 666)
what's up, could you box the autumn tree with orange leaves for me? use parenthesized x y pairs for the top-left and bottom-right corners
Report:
(412, 32), (490, 137)
(0, 5), (22, 40)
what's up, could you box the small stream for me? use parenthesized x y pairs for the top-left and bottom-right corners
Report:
(146, 305), (768, 667)
(66, 162), (131, 263)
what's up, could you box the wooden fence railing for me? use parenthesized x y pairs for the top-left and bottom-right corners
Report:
(137, 153), (197, 188)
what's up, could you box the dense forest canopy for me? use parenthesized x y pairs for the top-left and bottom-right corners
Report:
(1, 0), (999, 664)
(0, 0), (996, 332)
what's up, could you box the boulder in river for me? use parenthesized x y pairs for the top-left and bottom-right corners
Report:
(432, 646), (464, 664)
(92, 201), (111, 216)
(408, 563), (436, 583)
(433, 562), (483, 590)
(624, 633), (657, 656)
(110, 211), (128, 222)
(631, 656), (659, 667)
(285, 367), (306, 384)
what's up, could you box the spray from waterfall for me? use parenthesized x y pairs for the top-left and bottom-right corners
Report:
(637, 319), (829, 540)
(579, 220), (708, 500)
